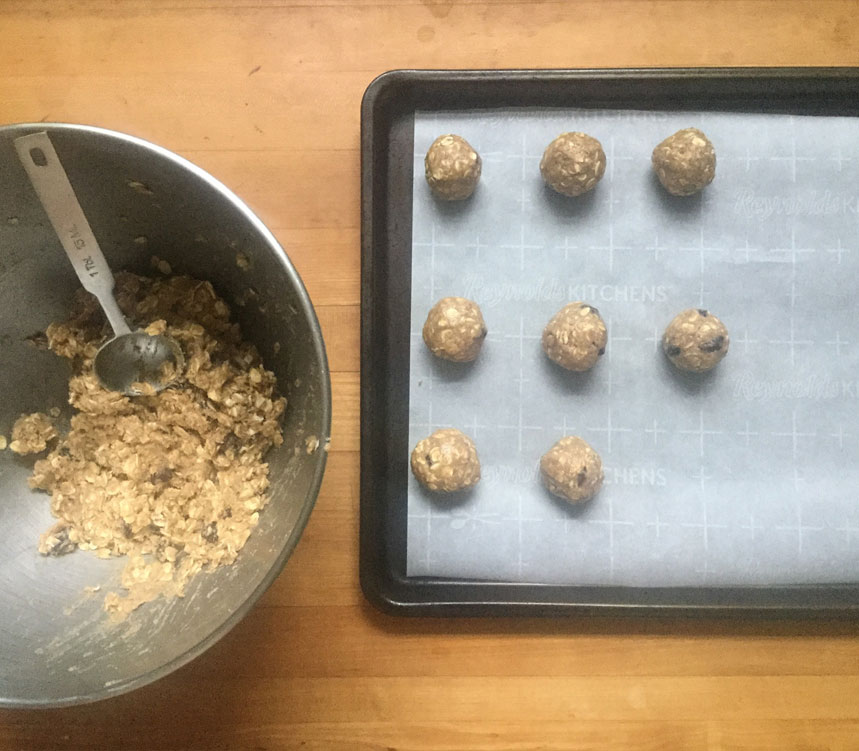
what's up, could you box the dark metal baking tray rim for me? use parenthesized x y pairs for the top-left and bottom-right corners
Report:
(362, 576), (859, 619)
(360, 67), (859, 618)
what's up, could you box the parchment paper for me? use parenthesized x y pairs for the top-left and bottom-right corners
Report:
(407, 109), (859, 587)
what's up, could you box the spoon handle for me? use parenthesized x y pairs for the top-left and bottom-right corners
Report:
(14, 131), (132, 337)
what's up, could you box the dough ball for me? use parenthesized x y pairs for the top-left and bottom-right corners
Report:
(411, 428), (480, 493)
(542, 302), (607, 372)
(652, 128), (716, 196)
(540, 436), (604, 503)
(422, 296), (487, 362)
(424, 134), (482, 200)
(662, 308), (730, 372)
(9, 412), (57, 455)
(540, 132), (606, 197)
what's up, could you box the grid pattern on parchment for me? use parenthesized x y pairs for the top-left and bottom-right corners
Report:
(407, 109), (859, 586)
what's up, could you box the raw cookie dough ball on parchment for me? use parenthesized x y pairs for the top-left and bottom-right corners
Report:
(540, 132), (606, 197)
(424, 134), (482, 200)
(652, 128), (716, 196)
(540, 436), (604, 504)
(411, 428), (481, 493)
(542, 302), (607, 372)
(422, 296), (487, 362)
(662, 308), (730, 373)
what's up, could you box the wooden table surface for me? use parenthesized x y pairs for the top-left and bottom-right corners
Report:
(2, 1), (859, 748)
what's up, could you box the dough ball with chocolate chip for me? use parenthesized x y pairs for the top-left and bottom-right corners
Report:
(540, 132), (606, 197)
(424, 134), (482, 200)
(540, 436), (604, 504)
(652, 128), (716, 196)
(542, 302), (607, 372)
(411, 428), (480, 493)
(662, 308), (729, 373)
(422, 296), (487, 362)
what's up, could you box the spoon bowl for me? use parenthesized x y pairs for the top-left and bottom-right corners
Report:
(94, 332), (184, 395)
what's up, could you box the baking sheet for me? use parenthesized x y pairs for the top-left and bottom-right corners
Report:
(407, 109), (859, 587)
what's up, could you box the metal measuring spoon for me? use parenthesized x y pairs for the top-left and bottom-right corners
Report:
(14, 131), (183, 396)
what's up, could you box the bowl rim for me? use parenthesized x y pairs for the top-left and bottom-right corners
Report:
(0, 121), (332, 709)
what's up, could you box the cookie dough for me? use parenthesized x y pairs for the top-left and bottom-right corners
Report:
(411, 428), (480, 492)
(422, 296), (487, 362)
(542, 302), (607, 372)
(9, 412), (57, 455)
(652, 128), (716, 196)
(27, 272), (286, 620)
(540, 436), (604, 503)
(662, 308), (730, 372)
(540, 132), (606, 197)
(424, 134), (482, 200)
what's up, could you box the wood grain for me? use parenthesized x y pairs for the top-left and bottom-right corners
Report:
(2, 1), (859, 748)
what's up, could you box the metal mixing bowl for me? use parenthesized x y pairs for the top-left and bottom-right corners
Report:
(0, 123), (331, 707)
